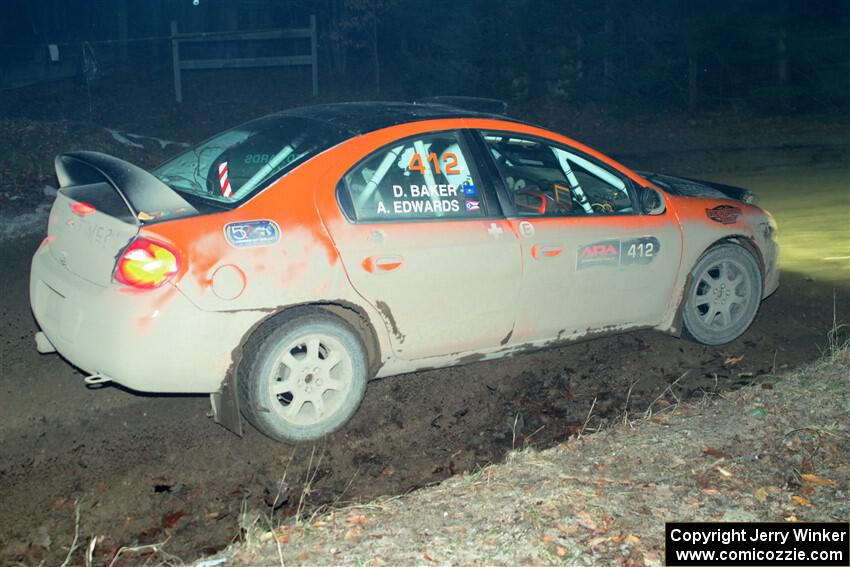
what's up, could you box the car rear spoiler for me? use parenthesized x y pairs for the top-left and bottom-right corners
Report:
(55, 151), (198, 224)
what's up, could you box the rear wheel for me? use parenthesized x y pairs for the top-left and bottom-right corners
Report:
(683, 244), (762, 346)
(239, 311), (367, 443)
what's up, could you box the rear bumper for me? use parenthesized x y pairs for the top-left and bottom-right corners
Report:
(30, 243), (261, 393)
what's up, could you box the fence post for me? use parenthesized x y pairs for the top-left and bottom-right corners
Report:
(171, 20), (183, 103)
(310, 14), (318, 96)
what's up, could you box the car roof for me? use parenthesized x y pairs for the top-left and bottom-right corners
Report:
(275, 101), (525, 136)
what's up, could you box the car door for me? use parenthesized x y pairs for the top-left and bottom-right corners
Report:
(327, 129), (522, 361)
(474, 130), (683, 344)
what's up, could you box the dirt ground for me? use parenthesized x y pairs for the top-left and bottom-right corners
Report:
(222, 345), (850, 567)
(0, 81), (848, 565)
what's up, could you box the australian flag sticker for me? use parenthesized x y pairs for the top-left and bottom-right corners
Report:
(224, 220), (281, 248)
(461, 182), (478, 197)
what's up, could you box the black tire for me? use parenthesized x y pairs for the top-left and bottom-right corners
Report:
(683, 244), (763, 346)
(239, 311), (367, 443)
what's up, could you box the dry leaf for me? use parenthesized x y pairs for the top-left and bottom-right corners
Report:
(791, 495), (811, 507)
(162, 511), (186, 529)
(542, 534), (554, 543)
(344, 527), (362, 540)
(577, 513), (598, 531)
(655, 399), (671, 407)
(754, 487), (769, 502)
(297, 551), (309, 561)
(588, 536), (609, 547)
(624, 534), (641, 546)
(312, 520), (331, 528)
(556, 547), (567, 557)
(801, 474), (836, 487)
(422, 553), (438, 563)
(785, 515), (798, 522)
(724, 354), (744, 366)
(346, 514), (366, 526)
(702, 446), (726, 459)
(716, 466), (733, 477)
(381, 465), (396, 477)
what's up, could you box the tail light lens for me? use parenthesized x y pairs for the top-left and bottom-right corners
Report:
(114, 237), (180, 289)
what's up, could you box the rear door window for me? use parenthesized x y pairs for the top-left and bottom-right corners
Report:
(340, 131), (489, 222)
(153, 116), (348, 207)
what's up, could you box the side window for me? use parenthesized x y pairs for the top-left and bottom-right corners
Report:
(342, 131), (487, 222)
(482, 131), (635, 217)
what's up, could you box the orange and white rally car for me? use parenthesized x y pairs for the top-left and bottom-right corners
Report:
(30, 100), (779, 442)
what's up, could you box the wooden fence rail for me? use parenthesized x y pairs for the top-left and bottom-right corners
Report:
(170, 15), (317, 103)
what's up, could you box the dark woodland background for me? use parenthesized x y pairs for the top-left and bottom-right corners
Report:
(1, 0), (848, 115)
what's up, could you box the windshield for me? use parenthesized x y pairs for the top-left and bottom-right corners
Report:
(153, 115), (349, 205)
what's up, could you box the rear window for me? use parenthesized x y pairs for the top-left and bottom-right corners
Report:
(153, 115), (349, 206)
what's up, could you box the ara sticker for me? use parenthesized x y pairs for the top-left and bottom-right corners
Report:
(224, 220), (280, 248)
(577, 239), (621, 269)
(577, 237), (660, 270)
(706, 205), (741, 224)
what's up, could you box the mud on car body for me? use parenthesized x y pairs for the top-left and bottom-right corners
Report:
(29, 101), (779, 443)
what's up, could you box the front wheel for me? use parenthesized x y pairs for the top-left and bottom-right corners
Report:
(239, 311), (368, 443)
(682, 244), (763, 346)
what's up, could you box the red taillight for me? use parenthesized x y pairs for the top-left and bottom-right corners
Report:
(114, 237), (180, 289)
(70, 201), (96, 216)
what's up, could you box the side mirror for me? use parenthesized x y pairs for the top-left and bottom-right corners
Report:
(640, 187), (666, 215)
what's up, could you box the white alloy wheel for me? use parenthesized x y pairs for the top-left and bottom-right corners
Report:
(239, 312), (367, 443)
(683, 244), (763, 346)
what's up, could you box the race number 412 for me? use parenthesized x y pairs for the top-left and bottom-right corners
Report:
(408, 152), (460, 175)
(627, 241), (655, 258)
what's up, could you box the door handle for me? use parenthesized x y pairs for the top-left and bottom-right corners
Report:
(531, 244), (563, 259)
(362, 255), (404, 273)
